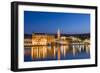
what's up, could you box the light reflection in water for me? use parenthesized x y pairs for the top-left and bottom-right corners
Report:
(24, 44), (90, 61)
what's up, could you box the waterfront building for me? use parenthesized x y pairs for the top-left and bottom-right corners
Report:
(31, 33), (55, 59)
(32, 33), (55, 45)
(24, 29), (90, 60)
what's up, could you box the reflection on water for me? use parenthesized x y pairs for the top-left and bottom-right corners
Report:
(24, 44), (90, 62)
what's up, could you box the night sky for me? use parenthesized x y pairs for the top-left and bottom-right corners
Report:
(24, 11), (90, 34)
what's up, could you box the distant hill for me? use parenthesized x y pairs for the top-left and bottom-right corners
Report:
(24, 33), (90, 40)
(24, 34), (32, 38)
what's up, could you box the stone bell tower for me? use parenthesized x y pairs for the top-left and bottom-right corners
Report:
(57, 28), (60, 40)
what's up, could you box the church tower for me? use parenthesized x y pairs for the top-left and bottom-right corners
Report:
(57, 28), (60, 40)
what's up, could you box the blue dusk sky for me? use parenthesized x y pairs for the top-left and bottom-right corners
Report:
(24, 11), (90, 34)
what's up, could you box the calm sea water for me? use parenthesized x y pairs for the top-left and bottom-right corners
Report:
(24, 46), (90, 62)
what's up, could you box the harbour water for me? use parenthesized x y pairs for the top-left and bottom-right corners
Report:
(24, 44), (90, 62)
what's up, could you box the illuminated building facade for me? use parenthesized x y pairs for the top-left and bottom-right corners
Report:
(31, 33), (55, 59)
(24, 29), (90, 60)
(32, 33), (55, 45)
